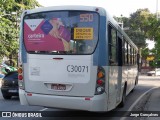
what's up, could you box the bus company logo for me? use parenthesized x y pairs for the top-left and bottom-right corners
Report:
(28, 33), (44, 39)
(2, 112), (11, 117)
(25, 19), (44, 31)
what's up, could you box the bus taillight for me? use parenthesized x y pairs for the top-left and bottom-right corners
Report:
(97, 71), (104, 79)
(97, 79), (104, 86)
(18, 75), (23, 80)
(18, 66), (24, 89)
(18, 68), (23, 74)
(95, 66), (105, 95)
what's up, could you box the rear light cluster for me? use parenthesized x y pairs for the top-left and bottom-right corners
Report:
(95, 66), (105, 95)
(18, 65), (24, 89)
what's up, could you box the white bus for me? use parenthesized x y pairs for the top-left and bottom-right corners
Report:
(18, 6), (139, 112)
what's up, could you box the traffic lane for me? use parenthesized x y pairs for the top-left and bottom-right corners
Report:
(116, 84), (155, 111)
(0, 96), (44, 111)
(0, 76), (159, 120)
(42, 76), (160, 112)
(26, 85), (154, 120)
(0, 85), (44, 111)
(41, 76), (160, 119)
(40, 84), (155, 119)
(0, 88), (156, 120)
(0, 92), (138, 120)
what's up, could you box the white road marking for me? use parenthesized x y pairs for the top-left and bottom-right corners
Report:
(120, 86), (159, 120)
(39, 108), (48, 111)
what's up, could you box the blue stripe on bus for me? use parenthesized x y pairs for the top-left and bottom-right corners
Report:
(93, 16), (107, 66)
(22, 42), (27, 63)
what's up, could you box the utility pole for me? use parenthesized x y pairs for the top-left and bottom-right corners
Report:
(156, 0), (159, 20)
(118, 14), (123, 29)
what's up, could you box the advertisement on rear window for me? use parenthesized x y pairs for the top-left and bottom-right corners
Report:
(24, 18), (71, 51)
(23, 11), (99, 54)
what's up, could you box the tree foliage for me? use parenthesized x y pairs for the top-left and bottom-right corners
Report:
(115, 9), (160, 68)
(114, 9), (158, 48)
(0, 0), (41, 65)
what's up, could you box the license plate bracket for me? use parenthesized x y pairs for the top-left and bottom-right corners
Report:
(51, 84), (66, 90)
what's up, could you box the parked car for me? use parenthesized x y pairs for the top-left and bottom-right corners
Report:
(147, 68), (160, 76)
(1, 71), (18, 99)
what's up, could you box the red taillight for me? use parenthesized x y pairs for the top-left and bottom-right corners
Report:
(18, 65), (24, 89)
(18, 75), (23, 80)
(97, 79), (103, 85)
(27, 93), (32, 96)
(95, 66), (105, 95)
(85, 98), (91, 100)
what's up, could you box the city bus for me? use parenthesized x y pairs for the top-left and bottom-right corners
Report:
(18, 6), (139, 111)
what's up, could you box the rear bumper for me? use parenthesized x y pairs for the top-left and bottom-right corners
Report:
(19, 89), (108, 111)
(1, 87), (19, 96)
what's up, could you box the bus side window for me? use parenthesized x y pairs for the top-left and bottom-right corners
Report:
(108, 25), (117, 65)
(122, 38), (125, 65)
(124, 40), (128, 65)
(117, 35), (122, 66)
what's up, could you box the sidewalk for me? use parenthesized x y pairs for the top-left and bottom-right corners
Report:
(142, 87), (160, 120)
(140, 74), (160, 119)
(144, 87), (160, 111)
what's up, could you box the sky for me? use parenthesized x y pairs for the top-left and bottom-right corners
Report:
(37, 0), (160, 17)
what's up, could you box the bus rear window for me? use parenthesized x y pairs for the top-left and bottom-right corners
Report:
(23, 11), (99, 54)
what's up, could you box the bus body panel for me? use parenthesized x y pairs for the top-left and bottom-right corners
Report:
(19, 6), (139, 112)
(126, 65), (138, 95)
(107, 66), (119, 110)
(19, 89), (107, 111)
(23, 55), (97, 97)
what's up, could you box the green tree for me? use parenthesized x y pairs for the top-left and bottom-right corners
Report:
(115, 9), (160, 68)
(0, 0), (41, 66)
(144, 13), (160, 68)
(125, 9), (154, 48)
(128, 9), (160, 68)
(115, 9), (156, 48)
(141, 47), (150, 60)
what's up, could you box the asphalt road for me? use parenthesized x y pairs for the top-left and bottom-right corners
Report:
(0, 75), (160, 120)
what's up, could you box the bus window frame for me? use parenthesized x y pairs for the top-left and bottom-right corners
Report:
(108, 24), (118, 66)
(22, 10), (100, 55)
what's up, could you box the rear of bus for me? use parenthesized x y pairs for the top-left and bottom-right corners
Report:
(18, 6), (108, 111)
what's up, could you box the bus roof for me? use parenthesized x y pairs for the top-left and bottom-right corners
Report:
(24, 5), (106, 16)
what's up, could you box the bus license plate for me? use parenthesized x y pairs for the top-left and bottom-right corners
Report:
(51, 84), (66, 90)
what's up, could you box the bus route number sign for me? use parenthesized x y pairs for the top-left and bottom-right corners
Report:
(80, 14), (93, 22)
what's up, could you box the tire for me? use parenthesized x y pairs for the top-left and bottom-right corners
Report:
(3, 95), (12, 99)
(135, 76), (138, 85)
(119, 85), (126, 108)
(131, 88), (134, 93)
(131, 76), (138, 93)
